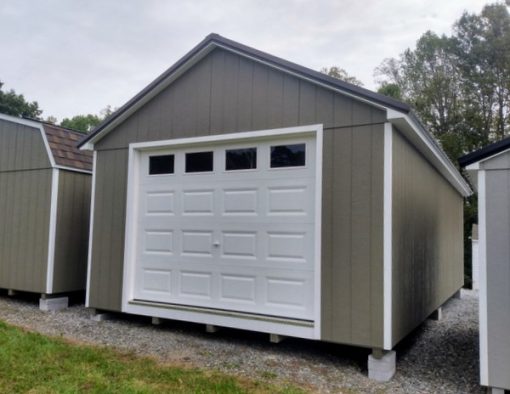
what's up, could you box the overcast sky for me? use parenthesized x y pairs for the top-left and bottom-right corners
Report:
(1, 0), (487, 120)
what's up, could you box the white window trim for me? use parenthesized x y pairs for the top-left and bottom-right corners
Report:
(478, 169), (489, 385)
(85, 151), (97, 307)
(46, 169), (59, 293)
(121, 124), (323, 340)
(383, 122), (393, 350)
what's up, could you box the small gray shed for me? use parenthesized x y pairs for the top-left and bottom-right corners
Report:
(461, 138), (510, 394)
(79, 34), (471, 380)
(0, 113), (92, 310)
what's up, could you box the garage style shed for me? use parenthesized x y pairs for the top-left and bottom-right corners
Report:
(461, 138), (510, 394)
(0, 113), (92, 310)
(79, 34), (471, 379)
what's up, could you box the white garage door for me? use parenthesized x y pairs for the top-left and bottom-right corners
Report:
(132, 136), (316, 320)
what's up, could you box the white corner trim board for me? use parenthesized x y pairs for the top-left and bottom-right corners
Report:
(46, 169), (60, 294)
(85, 151), (98, 307)
(383, 122), (393, 350)
(478, 169), (489, 385)
(121, 124), (323, 340)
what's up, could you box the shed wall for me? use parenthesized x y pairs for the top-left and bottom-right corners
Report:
(391, 128), (464, 346)
(52, 170), (92, 293)
(482, 154), (510, 389)
(0, 119), (51, 171)
(0, 119), (53, 293)
(0, 169), (52, 292)
(88, 48), (386, 347)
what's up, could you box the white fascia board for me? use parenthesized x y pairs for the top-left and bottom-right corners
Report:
(85, 151), (97, 307)
(387, 109), (472, 197)
(383, 122), (393, 350)
(478, 170), (489, 385)
(46, 168), (60, 294)
(55, 165), (93, 175)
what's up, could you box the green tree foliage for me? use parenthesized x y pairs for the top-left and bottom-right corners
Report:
(0, 81), (42, 119)
(320, 66), (364, 86)
(375, 3), (510, 287)
(60, 114), (102, 133)
(60, 105), (115, 133)
(375, 3), (510, 161)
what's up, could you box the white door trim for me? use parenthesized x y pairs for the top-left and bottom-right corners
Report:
(122, 124), (323, 339)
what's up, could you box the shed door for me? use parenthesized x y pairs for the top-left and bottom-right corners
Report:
(132, 136), (316, 320)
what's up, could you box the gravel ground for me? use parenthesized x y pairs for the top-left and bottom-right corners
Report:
(0, 289), (482, 393)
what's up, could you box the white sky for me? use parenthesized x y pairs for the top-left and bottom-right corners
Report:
(0, 0), (488, 120)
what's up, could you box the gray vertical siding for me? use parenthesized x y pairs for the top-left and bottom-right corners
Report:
(321, 124), (384, 348)
(88, 48), (387, 347)
(391, 128), (464, 346)
(481, 153), (510, 390)
(0, 119), (51, 170)
(0, 119), (53, 293)
(0, 169), (53, 293)
(51, 170), (92, 293)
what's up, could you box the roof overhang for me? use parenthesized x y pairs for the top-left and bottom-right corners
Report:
(78, 34), (470, 197)
(387, 109), (472, 197)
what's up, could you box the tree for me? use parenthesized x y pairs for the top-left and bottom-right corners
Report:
(0, 81), (42, 119)
(320, 66), (364, 86)
(377, 82), (402, 100)
(60, 114), (101, 133)
(60, 106), (115, 133)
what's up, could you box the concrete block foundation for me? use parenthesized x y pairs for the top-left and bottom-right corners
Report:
(39, 296), (68, 311)
(368, 350), (396, 382)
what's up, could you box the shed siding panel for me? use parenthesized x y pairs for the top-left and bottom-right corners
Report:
(95, 48), (385, 151)
(321, 124), (384, 347)
(89, 48), (387, 349)
(0, 169), (52, 292)
(391, 129), (463, 345)
(52, 171), (91, 293)
(0, 119), (51, 171)
(485, 169), (510, 389)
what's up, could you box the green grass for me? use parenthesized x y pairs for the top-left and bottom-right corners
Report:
(0, 321), (304, 393)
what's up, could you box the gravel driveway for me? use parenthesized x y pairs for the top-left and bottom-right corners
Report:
(0, 289), (482, 393)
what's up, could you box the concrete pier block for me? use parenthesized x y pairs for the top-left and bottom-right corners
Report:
(205, 324), (220, 333)
(152, 317), (161, 325)
(270, 334), (285, 343)
(368, 350), (396, 382)
(452, 289), (462, 299)
(39, 296), (68, 311)
(429, 307), (443, 321)
(90, 309), (113, 322)
(491, 388), (505, 394)
(7, 289), (17, 296)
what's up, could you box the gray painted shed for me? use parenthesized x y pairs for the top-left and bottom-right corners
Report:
(0, 113), (92, 300)
(462, 139), (510, 393)
(79, 34), (470, 377)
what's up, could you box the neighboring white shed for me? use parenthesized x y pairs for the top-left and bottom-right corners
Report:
(461, 137), (510, 394)
(472, 224), (479, 291)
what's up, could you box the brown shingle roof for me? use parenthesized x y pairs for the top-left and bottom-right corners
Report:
(42, 124), (93, 172)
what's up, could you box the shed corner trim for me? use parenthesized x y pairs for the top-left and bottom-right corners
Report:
(46, 168), (60, 293)
(383, 122), (393, 350)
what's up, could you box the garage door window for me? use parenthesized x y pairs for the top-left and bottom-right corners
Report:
(225, 148), (257, 171)
(186, 151), (214, 173)
(149, 154), (174, 175)
(270, 143), (306, 168)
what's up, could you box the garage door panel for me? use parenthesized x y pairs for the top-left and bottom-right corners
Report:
(133, 136), (316, 321)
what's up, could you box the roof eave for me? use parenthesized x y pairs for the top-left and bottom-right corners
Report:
(387, 109), (472, 197)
